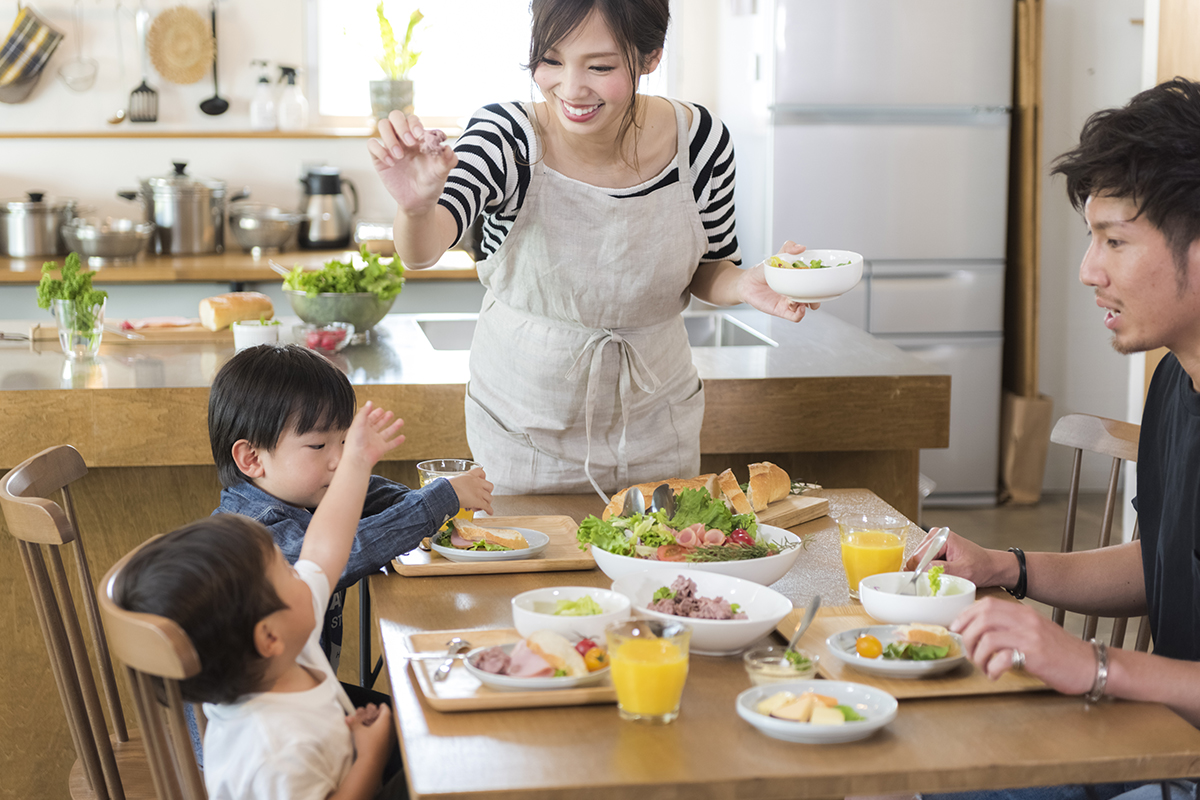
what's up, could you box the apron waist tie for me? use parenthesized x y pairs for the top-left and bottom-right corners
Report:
(565, 329), (663, 503)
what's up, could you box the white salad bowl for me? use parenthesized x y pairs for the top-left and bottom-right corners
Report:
(589, 524), (804, 586)
(510, 586), (632, 640)
(858, 571), (977, 627)
(611, 568), (794, 656)
(762, 249), (864, 303)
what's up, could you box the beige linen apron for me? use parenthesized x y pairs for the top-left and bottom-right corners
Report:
(465, 99), (709, 499)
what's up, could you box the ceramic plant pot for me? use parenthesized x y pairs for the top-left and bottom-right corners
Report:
(370, 79), (414, 120)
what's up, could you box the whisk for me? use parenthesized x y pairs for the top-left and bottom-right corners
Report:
(128, 2), (157, 122)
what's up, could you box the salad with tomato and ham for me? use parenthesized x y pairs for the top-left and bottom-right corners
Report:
(576, 488), (797, 563)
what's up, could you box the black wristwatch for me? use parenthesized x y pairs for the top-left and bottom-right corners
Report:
(1005, 546), (1027, 600)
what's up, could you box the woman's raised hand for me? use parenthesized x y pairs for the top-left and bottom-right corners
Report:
(368, 110), (459, 215)
(738, 240), (818, 322)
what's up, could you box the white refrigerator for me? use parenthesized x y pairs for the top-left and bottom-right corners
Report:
(716, 0), (1014, 505)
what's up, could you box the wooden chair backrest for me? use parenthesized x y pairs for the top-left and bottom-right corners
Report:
(0, 445), (132, 800)
(99, 537), (207, 800)
(1050, 413), (1151, 652)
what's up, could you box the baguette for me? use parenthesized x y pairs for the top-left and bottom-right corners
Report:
(452, 520), (529, 550)
(747, 462), (791, 511)
(601, 474), (718, 520)
(717, 469), (753, 516)
(199, 292), (275, 331)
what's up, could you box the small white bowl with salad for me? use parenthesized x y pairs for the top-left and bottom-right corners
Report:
(857, 568), (977, 627)
(510, 586), (632, 640)
(761, 248), (863, 303)
(576, 487), (804, 586)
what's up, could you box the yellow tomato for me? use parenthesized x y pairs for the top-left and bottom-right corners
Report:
(856, 634), (883, 659)
(584, 646), (608, 672)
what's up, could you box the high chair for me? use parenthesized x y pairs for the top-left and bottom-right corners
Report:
(0, 444), (154, 800)
(98, 536), (207, 800)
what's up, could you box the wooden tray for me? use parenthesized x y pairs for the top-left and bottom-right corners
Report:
(758, 494), (829, 528)
(392, 515), (595, 576)
(31, 321), (234, 344)
(398, 626), (616, 712)
(775, 605), (1049, 699)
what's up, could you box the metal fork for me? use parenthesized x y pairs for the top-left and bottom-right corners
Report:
(129, 3), (157, 122)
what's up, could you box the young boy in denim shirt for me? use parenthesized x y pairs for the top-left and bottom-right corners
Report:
(118, 401), (408, 799)
(209, 344), (494, 672)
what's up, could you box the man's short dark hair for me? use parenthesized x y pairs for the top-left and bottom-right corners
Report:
(114, 515), (286, 704)
(209, 344), (356, 487)
(1052, 77), (1200, 279)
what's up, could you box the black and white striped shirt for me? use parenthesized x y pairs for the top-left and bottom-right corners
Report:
(438, 100), (742, 265)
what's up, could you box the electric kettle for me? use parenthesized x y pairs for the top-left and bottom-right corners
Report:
(298, 166), (358, 249)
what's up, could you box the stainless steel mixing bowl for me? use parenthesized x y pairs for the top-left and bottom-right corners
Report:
(229, 202), (302, 255)
(62, 217), (155, 265)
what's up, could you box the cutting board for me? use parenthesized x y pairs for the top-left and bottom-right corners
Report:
(30, 321), (233, 344)
(775, 605), (1049, 699)
(392, 515), (596, 576)
(396, 625), (616, 712)
(757, 494), (829, 528)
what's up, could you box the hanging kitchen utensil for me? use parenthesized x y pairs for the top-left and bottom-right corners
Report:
(57, 0), (98, 92)
(198, 1), (227, 115)
(146, 5), (212, 85)
(0, 6), (65, 104)
(128, 3), (157, 122)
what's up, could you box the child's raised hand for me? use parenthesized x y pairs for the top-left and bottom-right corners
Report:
(345, 401), (405, 469)
(447, 467), (494, 516)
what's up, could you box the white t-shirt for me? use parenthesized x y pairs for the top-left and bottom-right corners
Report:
(202, 560), (356, 800)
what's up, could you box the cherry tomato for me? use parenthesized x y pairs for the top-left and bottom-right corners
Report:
(728, 528), (755, 547)
(583, 646), (608, 672)
(574, 638), (597, 657)
(656, 544), (690, 562)
(856, 634), (883, 659)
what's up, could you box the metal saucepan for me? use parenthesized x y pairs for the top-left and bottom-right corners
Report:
(0, 192), (80, 257)
(117, 161), (248, 255)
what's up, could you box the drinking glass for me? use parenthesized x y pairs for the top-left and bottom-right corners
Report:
(838, 513), (908, 599)
(417, 458), (480, 532)
(52, 298), (105, 359)
(605, 619), (691, 724)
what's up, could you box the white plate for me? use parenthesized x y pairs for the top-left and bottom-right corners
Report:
(462, 643), (610, 691)
(735, 680), (897, 744)
(590, 524), (804, 586)
(431, 527), (550, 563)
(825, 625), (967, 679)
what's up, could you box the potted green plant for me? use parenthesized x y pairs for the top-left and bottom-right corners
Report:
(370, 4), (423, 121)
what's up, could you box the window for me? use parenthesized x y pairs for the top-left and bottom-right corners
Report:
(306, 0), (670, 127)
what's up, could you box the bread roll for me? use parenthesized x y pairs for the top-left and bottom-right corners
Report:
(453, 520), (529, 549)
(526, 630), (588, 677)
(601, 474), (719, 520)
(747, 461), (791, 511)
(717, 469), (753, 516)
(199, 292), (275, 331)
(896, 623), (958, 654)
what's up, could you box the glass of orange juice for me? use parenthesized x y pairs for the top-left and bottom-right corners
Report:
(838, 513), (909, 599)
(416, 459), (480, 532)
(605, 620), (691, 724)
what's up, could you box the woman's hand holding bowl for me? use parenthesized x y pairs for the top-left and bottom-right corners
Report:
(740, 240), (818, 322)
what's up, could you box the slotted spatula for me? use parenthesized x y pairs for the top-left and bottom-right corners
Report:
(128, 3), (157, 122)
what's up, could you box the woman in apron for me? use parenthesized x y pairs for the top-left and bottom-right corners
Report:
(368, 0), (815, 499)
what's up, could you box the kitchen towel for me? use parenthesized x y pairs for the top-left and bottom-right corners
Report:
(0, 5), (65, 103)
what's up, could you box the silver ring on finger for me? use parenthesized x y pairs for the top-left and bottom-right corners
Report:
(1010, 649), (1026, 671)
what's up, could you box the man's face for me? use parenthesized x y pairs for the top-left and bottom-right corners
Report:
(1079, 194), (1200, 356)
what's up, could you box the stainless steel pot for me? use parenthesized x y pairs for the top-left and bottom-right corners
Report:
(118, 161), (248, 255)
(0, 192), (78, 257)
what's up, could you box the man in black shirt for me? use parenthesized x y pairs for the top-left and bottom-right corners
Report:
(910, 78), (1200, 741)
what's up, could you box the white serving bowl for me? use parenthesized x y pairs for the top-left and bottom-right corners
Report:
(589, 524), (803, 586)
(510, 586), (632, 640)
(762, 249), (864, 303)
(611, 568), (794, 656)
(857, 571), (977, 627)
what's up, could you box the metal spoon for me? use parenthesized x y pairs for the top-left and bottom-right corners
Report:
(786, 594), (821, 652)
(650, 483), (676, 517)
(107, 108), (127, 125)
(620, 487), (646, 517)
(904, 526), (950, 596)
(433, 637), (471, 682)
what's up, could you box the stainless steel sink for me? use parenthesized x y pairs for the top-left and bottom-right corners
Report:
(414, 312), (777, 351)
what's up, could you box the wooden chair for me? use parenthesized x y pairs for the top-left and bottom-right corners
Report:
(0, 445), (153, 800)
(1050, 413), (1151, 651)
(98, 538), (207, 800)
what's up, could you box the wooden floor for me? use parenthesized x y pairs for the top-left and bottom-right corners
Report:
(0, 492), (1119, 799)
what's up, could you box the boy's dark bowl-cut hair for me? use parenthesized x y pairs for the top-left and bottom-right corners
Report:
(209, 343), (356, 487)
(114, 515), (287, 704)
(1052, 77), (1200, 280)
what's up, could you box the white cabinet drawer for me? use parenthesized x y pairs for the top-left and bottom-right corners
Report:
(869, 263), (1005, 334)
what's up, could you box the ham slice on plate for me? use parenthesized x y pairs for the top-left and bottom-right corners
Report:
(121, 316), (197, 330)
(505, 640), (554, 678)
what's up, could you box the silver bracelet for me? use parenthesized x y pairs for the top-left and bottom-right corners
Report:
(1084, 638), (1108, 704)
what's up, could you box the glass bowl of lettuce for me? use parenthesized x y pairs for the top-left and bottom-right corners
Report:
(283, 245), (404, 336)
(857, 568), (976, 627)
(511, 586), (632, 640)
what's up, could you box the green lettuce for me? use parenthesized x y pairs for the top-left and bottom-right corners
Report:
(882, 642), (949, 661)
(576, 516), (634, 556)
(553, 597), (603, 616)
(283, 245), (405, 300)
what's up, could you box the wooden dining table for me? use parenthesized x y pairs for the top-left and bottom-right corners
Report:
(371, 489), (1200, 800)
